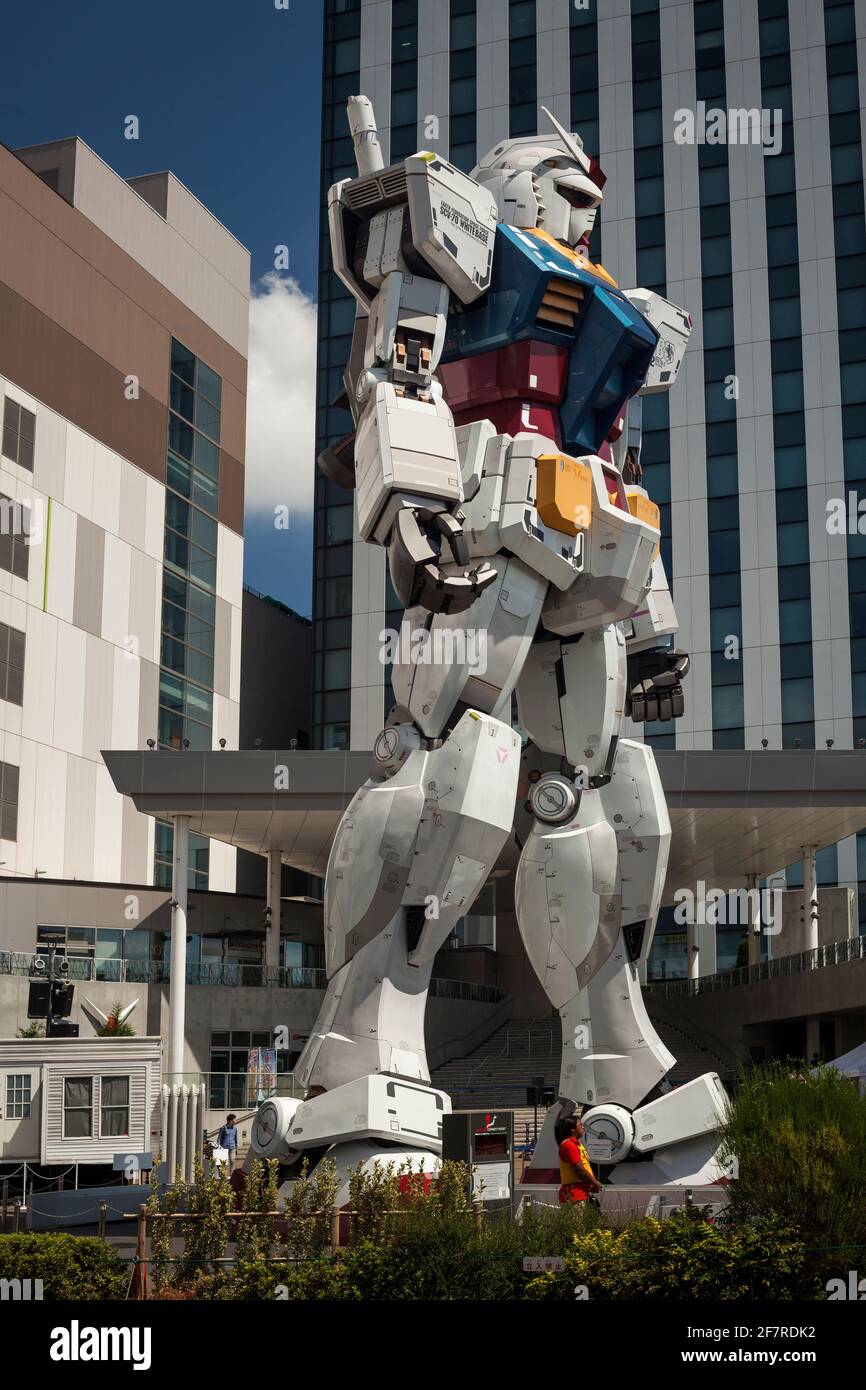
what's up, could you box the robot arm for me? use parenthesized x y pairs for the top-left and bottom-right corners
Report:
(623, 551), (690, 724)
(323, 97), (500, 614)
(614, 291), (693, 722)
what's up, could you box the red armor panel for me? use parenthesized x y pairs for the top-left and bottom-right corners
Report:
(439, 339), (568, 414)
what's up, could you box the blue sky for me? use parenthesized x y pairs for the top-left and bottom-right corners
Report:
(0, 0), (324, 615)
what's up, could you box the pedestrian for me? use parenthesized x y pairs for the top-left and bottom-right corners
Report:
(555, 1110), (603, 1206)
(218, 1113), (239, 1172)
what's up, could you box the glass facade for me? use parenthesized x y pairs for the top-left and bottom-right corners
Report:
(391, 0), (419, 160)
(759, 0), (815, 749)
(313, 0), (361, 751)
(632, 0), (674, 751)
(449, 0), (477, 173)
(153, 335), (225, 889)
(694, 0), (745, 749)
(509, 0), (537, 138)
(823, 0), (866, 924)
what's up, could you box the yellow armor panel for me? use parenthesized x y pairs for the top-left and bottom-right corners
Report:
(536, 453), (593, 537)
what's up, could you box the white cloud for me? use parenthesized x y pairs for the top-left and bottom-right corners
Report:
(244, 272), (318, 520)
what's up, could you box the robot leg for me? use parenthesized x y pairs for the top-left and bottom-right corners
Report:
(516, 627), (727, 1187)
(255, 707), (522, 1170)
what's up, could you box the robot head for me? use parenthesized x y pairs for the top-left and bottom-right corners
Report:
(472, 107), (605, 252)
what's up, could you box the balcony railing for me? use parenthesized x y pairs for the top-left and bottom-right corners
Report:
(0, 952), (505, 1003)
(646, 934), (866, 998)
(163, 1070), (301, 1112)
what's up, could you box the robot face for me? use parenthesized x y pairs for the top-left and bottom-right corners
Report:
(473, 108), (605, 253)
(537, 160), (603, 251)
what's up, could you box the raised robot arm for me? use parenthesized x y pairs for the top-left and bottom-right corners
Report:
(320, 96), (500, 615)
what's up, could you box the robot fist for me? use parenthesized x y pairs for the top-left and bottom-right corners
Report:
(626, 647), (690, 723)
(388, 505), (497, 615)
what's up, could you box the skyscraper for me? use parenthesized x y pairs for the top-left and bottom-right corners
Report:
(0, 136), (249, 893)
(313, 0), (866, 929)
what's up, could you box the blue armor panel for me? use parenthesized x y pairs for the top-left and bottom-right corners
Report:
(441, 223), (658, 454)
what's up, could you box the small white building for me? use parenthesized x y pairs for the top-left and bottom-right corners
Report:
(0, 1036), (161, 1167)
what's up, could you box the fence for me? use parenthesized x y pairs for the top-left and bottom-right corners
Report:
(164, 1071), (300, 1111)
(0, 951), (504, 1003)
(646, 933), (866, 999)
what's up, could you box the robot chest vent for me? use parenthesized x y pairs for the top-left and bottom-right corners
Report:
(537, 277), (585, 331)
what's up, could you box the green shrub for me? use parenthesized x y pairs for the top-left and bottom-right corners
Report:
(719, 1061), (866, 1268)
(524, 1210), (819, 1301)
(0, 1233), (128, 1300)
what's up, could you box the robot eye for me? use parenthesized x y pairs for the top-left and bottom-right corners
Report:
(562, 188), (594, 210)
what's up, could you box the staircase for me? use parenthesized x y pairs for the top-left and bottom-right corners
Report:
(648, 1012), (736, 1086)
(430, 1009), (735, 1113)
(430, 1016), (559, 1111)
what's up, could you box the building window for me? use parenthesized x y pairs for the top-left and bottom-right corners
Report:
(0, 760), (18, 842)
(159, 339), (221, 762)
(100, 1076), (130, 1138)
(1, 398), (35, 472)
(5, 1073), (32, 1119)
(0, 493), (31, 582)
(0, 621), (25, 706)
(154, 818), (210, 891)
(63, 1077), (93, 1138)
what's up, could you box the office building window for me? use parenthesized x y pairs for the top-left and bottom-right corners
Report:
(0, 621), (25, 706)
(159, 338), (221, 764)
(100, 1077), (130, 1138)
(391, 0), (419, 160)
(570, 0), (601, 263)
(0, 760), (18, 841)
(313, 1), (362, 750)
(449, 0), (477, 171)
(509, 0), (537, 137)
(1, 398), (35, 472)
(5, 1074), (31, 1119)
(63, 1077), (93, 1138)
(823, 0), (866, 765)
(0, 493), (31, 581)
(153, 817), (210, 892)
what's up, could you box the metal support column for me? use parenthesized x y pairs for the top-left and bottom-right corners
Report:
(803, 845), (819, 954)
(169, 815), (190, 1079)
(266, 848), (282, 973)
(747, 873), (761, 967)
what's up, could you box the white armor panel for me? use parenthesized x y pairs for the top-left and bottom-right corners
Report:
(499, 435), (585, 591)
(623, 555), (679, 652)
(623, 288), (691, 394)
(516, 624), (626, 780)
(601, 739), (671, 955)
(541, 458), (659, 634)
(354, 381), (462, 541)
(405, 153), (498, 304)
(390, 555), (547, 738)
(515, 788), (621, 1012)
(367, 272), (449, 373)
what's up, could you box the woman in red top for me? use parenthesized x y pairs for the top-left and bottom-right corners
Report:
(556, 1111), (604, 1205)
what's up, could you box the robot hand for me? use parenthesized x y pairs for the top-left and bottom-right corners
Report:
(387, 504), (497, 615)
(626, 647), (690, 723)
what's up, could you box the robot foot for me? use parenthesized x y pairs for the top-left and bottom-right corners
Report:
(248, 1073), (450, 1199)
(522, 1073), (731, 1192)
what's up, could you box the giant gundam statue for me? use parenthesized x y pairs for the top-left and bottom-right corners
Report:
(250, 97), (728, 1195)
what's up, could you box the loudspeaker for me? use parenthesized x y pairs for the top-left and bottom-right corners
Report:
(27, 979), (50, 1019)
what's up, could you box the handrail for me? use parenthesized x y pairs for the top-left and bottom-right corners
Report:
(646, 934), (866, 998)
(0, 951), (503, 1003)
